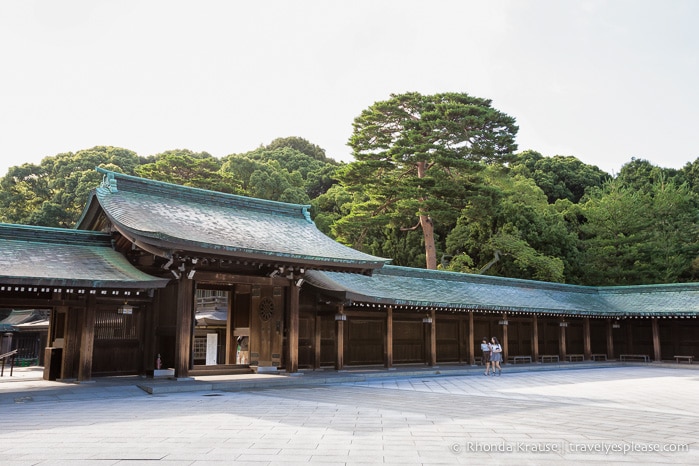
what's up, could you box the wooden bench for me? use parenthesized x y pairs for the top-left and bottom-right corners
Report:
(674, 355), (693, 364)
(539, 354), (559, 363)
(620, 354), (650, 362)
(591, 353), (607, 361)
(507, 355), (532, 364)
(474, 356), (482, 365)
(566, 354), (584, 362)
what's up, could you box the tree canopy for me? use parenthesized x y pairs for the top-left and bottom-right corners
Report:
(1, 98), (698, 287)
(338, 91), (519, 269)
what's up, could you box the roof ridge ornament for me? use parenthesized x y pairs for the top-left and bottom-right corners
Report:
(101, 172), (118, 193)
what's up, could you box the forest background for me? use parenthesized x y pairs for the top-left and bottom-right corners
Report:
(1, 91), (698, 288)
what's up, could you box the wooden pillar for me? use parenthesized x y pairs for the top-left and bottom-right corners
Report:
(468, 312), (475, 365)
(429, 309), (437, 366)
(606, 319), (615, 360)
(532, 315), (539, 361)
(652, 317), (661, 362)
(559, 319), (567, 360)
(174, 276), (194, 378)
(314, 314), (322, 370)
(501, 313), (509, 362)
(583, 317), (592, 361)
(226, 289), (235, 365)
(335, 305), (345, 370)
(287, 283), (299, 373)
(78, 296), (96, 382)
(384, 306), (393, 368)
(144, 294), (159, 374)
(62, 308), (81, 380)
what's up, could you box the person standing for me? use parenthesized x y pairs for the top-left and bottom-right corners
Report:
(480, 337), (492, 376)
(490, 336), (503, 376)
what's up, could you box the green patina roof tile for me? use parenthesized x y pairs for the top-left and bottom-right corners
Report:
(0, 223), (169, 289)
(306, 265), (699, 317)
(89, 169), (388, 268)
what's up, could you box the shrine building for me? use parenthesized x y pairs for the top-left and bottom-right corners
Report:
(0, 168), (697, 381)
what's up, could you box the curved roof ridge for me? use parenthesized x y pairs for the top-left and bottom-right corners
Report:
(96, 167), (312, 222)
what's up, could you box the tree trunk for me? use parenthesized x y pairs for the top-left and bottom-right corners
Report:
(420, 213), (437, 269)
(417, 161), (437, 269)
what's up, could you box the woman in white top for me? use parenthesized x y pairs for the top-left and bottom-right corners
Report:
(490, 336), (503, 376)
(480, 337), (492, 376)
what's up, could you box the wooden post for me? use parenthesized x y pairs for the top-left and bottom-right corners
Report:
(606, 319), (615, 360)
(62, 308), (81, 380)
(429, 309), (437, 366)
(384, 306), (393, 369)
(226, 289), (235, 365)
(144, 295), (159, 374)
(314, 314), (322, 370)
(501, 313), (508, 362)
(626, 320), (634, 354)
(652, 317), (661, 362)
(532, 315), (539, 361)
(559, 319), (567, 360)
(335, 305), (345, 370)
(174, 276), (194, 378)
(78, 295), (96, 382)
(287, 283), (299, 373)
(468, 311), (474, 365)
(583, 317), (592, 361)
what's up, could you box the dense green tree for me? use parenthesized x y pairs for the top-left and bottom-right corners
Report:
(577, 178), (699, 285)
(265, 136), (331, 162)
(510, 150), (609, 203)
(444, 167), (572, 282)
(614, 158), (678, 193)
(0, 146), (143, 227)
(135, 150), (239, 193)
(339, 91), (519, 269)
(222, 144), (338, 202)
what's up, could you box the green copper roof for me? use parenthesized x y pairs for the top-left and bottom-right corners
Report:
(305, 265), (699, 317)
(81, 169), (388, 271)
(0, 223), (169, 289)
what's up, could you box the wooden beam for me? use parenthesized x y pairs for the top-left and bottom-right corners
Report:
(559, 319), (567, 360)
(468, 312), (474, 365)
(652, 317), (661, 362)
(501, 313), (509, 362)
(532, 315), (539, 361)
(314, 314), (322, 370)
(606, 319), (615, 359)
(385, 306), (393, 369)
(61, 307), (81, 380)
(78, 295), (96, 382)
(287, 283), (299, 373)
(335, 305), (344, 370)
(174, 276), (194, 378)
(428, 309), (437, 366)
(583, 317), (592, 360)
(226, 289), (235, 365)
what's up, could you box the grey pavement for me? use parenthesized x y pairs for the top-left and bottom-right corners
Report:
(0, 363), (697, 465)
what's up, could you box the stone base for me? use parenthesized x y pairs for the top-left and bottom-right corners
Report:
(154, 368), (175, 378)
(252, 366), (279, 374)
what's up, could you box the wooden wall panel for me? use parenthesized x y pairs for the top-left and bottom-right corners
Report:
(393, 320), (424, 364)
(346, 318), (384, 365)
(436, 318), (459, 362)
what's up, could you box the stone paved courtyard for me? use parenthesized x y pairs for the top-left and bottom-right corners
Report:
(1, 365), (697, 464)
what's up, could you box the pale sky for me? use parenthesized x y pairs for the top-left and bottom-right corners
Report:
(1, 0), (697, 177)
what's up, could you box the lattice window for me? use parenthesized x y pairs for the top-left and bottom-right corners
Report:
(193, 336), (207, 361)
(95, 309), (137, 340)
